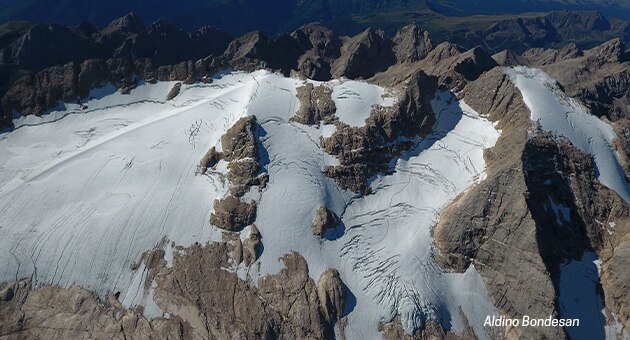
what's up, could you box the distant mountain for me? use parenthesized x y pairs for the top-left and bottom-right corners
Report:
(427, 0), (630, 19)
(1, 0), (629, 36)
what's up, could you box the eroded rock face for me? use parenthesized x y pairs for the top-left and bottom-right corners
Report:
(0, 278), (189, 340)
(243, 224), (262, 266)
(434, 68), (563, 339)
(435, 66), (630, 338)
(291, 83), (337, 125)
(0, 242), (348, 340)
(291, 24), (342, 80)
(492, 49), (528, 66)
(206, 115), (268, 229)
(223, 31), (271, 72)
(321, 70), (438, 194)
(332, 28), (395, 79)
(379, 315), (475, 340)
(312, 206), (341, 237)
(155, 245), (340, 339)
(522, 42), (582, 66)
(420, 44), (497, 91)
(221, 116), (259, 161)
(317, 269), (345, 323)
(392, 24), (433, 64)
(209, 196), (257, 232)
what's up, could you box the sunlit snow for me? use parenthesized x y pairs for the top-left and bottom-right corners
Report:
(0, 70), (500, 339)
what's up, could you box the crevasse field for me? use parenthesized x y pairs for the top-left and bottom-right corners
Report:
(1, 68), (624, 339)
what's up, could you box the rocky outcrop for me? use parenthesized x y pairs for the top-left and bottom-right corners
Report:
(331, 28), (395, 79)
(290, 24), (342, 80)
(2, 55), (227, 117)
(154, 244), (340, 339)
(0, 278), (188, 340)
(0, 242), (347, 339)
(221, 116), (259, 161)
(207, 116), (267, 229)
(312, 206), (341, 237)
(434, 68), (563, 339)
(223, 31), (272, 71)
(434, 66), (630, 338)
(242, 224), (262, 266)
(540, 38), (630, 122)
(209, 196), (257, 232)
(379, 315), (476, 340)
(317, 269), (345, 323)
(227, 159), (265, 197)
(322, 70), (438, 194)
(522, 42), (582, 66)
(392, 24), (433, 64)
(419, 44), (497, 91)
(291, 83), (337, 125)
(492, 49), (527, 66)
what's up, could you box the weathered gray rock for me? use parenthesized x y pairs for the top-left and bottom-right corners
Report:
(291, 83), (337, 125)
(243, 224), (262, 266)
(165, 82), (182, 100)
(209, 196), (257, 232)
(221, 116), (258, 161)
(312, 206), (341, 237)
(317, 269), (345, 323)
(392, 24), (433, 64)
(331, 28), (395, 79)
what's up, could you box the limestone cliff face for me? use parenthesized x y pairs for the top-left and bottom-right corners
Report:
(434, 66), (630, 338)
(434, 68), (564, 339)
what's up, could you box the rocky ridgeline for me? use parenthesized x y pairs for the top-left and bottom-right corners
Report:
(1, 12), (630, 340)
(202, 116), (268, 233)
(0, 15), (437, 129)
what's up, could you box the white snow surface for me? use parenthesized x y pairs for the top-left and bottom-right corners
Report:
(506, 66), (630, 203)
(559, 252), (629, 340)
(329, 79), (396, 127)
(0, 71), (501, 338)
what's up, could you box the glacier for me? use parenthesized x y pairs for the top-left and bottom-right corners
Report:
(0, 70), (502, 338)
(506, 66), (630, 203)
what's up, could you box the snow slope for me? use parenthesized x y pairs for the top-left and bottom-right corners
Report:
(330, 79), (396, 127)
(559, 252), (630, 340)
(506, 66), (630, 203)
(0, 71), (500, 338)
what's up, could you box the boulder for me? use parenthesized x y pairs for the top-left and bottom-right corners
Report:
(166, 82), (182, 100)
(312, 206), (340, 237)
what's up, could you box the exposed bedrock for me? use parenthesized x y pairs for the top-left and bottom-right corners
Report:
(291, 83), (337, 126)
(320, 70), (438, 194)
(207, 115), (268, 230)
(434, 68), (563, 339)
(0, 241), (350, 340)
(435, 67), (630, 338)
(312, 206), (341, 237)
(331, 28), (395, 80)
